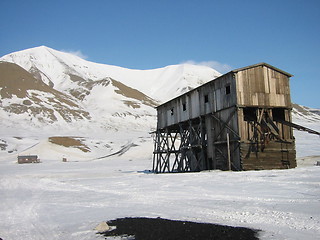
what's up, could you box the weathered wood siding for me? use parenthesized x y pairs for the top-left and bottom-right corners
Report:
(235, 65), (292, 107)
(156, 72), (237, 129)
(212, 73), (236, 111)
(240, 142), (296, 170)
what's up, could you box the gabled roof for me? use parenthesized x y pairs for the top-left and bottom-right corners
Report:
(231, 62), (293, 77)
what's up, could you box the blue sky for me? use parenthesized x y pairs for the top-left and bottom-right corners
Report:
(1, 0), (319, 108)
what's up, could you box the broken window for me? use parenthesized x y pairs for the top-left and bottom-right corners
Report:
(204, 94), (209, 103)
(226, 85), (231, 95)
(182, 103), (186, 111)
(272, 108), (285, 121)
(243, 107), (257, 121)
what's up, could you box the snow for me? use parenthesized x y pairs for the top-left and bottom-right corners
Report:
(1, 46), (320, 239)
(0, 118), (319, 240)
(0, 148), (319, 240)
(293, 113), (320, 161)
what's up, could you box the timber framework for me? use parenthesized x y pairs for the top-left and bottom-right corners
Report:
(153, 63), (319, 173)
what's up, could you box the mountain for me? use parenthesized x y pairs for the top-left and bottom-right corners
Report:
(0, 46), (319, 163)
(0, 46), (221, 128)
(0, 46), (221, 160)
(1, 46), (221, 102)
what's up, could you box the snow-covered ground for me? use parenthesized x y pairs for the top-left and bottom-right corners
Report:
(0, 125), (319, 240)
(0, 46), (319, 239)
(0, 105), (319, 240)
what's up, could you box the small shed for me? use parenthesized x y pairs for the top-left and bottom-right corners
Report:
(153, 63), (298, 173)
(17, 155), (39, 164)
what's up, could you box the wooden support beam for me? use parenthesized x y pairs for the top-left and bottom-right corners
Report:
(227, 132), (231, 171)
(211, 108), (240, 139)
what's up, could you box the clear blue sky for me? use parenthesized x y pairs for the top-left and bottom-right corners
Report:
(1, 0), (319, 108)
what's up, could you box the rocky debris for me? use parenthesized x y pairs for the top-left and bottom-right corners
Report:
(94, 222), (110, 233)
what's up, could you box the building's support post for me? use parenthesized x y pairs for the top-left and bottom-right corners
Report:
(152, 132), (157, 172)
(205, 115), (214, 169)
(179, 123), (187, 172)
(163, 128), (170, 172)
(227, 132), (231, 171)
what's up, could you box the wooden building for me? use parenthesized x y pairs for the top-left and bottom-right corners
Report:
(153, 63), (297, 173)
(17, 155), (39, 164)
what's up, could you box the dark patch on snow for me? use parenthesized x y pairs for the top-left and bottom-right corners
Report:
(99, 217), (260, 240)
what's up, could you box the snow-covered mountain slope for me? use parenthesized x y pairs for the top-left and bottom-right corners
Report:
(292, 103), (320, 122)
(0, 46), (220, 160)
(0, 46), (221, 130)
(0, 61), (91, 124)
(291, 104), (320, 161)
(0, 46), (221, 102)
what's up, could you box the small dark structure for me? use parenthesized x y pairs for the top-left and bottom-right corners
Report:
(153, 63), (301, 173)
(17, 155), (39, 164)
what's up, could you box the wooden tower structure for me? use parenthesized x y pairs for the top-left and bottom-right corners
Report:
(153, 63), (298, 173)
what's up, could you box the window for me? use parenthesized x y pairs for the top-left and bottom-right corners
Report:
(170, 108), (174, 116)
(272, 108), (285, 121)
(243, 107), (257, 121)
(226, 85), (231, 95)
(204, 94), (209, 103)
(182, 103), (186, 111)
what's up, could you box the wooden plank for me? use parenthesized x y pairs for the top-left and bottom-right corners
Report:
(258, 66), (265, 93)
(268, 68), (277, 98)
(263, 66), (270, 93)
